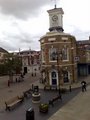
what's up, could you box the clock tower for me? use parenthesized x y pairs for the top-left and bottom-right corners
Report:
(47, 7), (64, 32)
(40, 4), (77, 87)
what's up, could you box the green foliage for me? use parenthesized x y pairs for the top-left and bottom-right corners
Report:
(39, 103), (49, 113)
(0, 53), (22, 75)
(39, 103), (48, 109)
(0, 64), (8, 75)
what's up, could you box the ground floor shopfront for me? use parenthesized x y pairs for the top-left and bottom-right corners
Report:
(41, 64), (77, 86)
(78, 63), (90, 77)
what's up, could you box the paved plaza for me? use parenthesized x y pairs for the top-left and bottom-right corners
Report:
(0, 72), (41, 109)
(0, 73), (90, 120)
(48, 85), (90, 120)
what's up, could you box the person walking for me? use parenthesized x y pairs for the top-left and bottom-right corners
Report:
(8, 80), (10, 87)
(81, 80), (87, 92)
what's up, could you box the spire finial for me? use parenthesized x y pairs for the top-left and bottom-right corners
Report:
(52, 0), (57, 8)
(54, 0), (57, 8)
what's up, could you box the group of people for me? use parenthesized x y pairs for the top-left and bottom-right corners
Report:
(8, 73), (24, 87)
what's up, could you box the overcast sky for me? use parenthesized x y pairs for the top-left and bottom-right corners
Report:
(0, 0), (90, 52)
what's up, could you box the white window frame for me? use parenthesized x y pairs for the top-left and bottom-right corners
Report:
(49, 48), (57, 62)
(41, 48), (45, 62)
(87, 52), (90, 61)
(49, 70), (58, 86)
(62, 47), (69, 61)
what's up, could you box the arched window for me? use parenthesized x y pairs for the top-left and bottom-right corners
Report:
(49, 48), (57, 61)
(41, 48), (45, 62)
(62, 47), (69, 60)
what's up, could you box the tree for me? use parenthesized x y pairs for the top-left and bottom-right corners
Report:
(0, 53), (22, 76)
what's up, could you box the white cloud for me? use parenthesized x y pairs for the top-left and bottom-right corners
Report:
(0, 0), (90, 52)
(0, 0), (51, 19)
(62, 0), (90, 32)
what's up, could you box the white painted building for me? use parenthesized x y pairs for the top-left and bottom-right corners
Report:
(18, 50), (41, 74)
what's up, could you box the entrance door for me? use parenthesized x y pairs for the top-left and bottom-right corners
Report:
(51, 71), (57, 85)
(88, 65), (90, 74)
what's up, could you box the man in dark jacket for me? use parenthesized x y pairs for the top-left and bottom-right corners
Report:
(81, 80), (87, 92)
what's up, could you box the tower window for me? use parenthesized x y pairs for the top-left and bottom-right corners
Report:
(49, 48), (57, 61)
(62, 47), (69, 61)
(41, 48), (45, 62)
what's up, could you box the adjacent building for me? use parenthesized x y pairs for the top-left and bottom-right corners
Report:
(18, 50), (41, 74)
(0, 47), (8, 64)
(77, 37), (90, 76)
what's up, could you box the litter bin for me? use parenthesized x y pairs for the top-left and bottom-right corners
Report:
(26, 107), (34, 120)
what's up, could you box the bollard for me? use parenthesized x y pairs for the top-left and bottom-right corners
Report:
(69, 85), (72, 92)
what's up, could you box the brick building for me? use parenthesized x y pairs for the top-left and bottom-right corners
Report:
(18, 50), (41, 74)
(40, 7), (77, 86)
(77, 37), (90, 76)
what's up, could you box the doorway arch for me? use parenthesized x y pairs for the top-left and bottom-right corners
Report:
(51, 70), (58, 85)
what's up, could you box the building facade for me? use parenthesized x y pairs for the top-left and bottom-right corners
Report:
(0, 47), (8, 64)
(40, 7), (78, 86)
(18, 50), (41, 74)
(77, 37), (90, 76)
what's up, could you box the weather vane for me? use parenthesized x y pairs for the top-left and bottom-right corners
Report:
(52, 0), (58, 8)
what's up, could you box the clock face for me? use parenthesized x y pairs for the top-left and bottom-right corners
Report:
(52, 15), (58, 21)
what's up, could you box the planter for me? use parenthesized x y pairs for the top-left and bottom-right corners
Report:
(39, 103), (49, 113)
(32, 93), (41, 103)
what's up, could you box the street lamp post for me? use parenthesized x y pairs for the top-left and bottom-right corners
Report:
(32, 65), (33, 76)
(57, 51), (62, 95)
(57, 54), (60, 95)
(71, 47), (74, 83)
(53, 50), (62, 95)
(31, 55), (34, 76)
